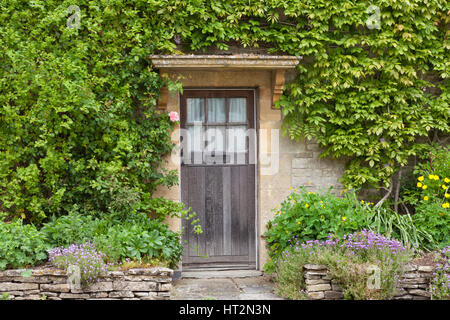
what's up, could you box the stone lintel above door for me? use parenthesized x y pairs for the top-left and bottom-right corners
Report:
(149, 54), (301, 110)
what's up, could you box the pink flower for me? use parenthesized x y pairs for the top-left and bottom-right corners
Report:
(169, 111), (179, 122)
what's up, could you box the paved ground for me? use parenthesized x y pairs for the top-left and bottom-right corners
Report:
(170, 270), (285, 300)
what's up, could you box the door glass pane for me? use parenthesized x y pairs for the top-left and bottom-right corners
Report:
(206, 126), (226, 152)
(187, 98), (204, 123)
(227, 126), (247, 153)
(207, 98), (226, 123)
(187, 125), (204, 152)
(229, 98), (246, 122)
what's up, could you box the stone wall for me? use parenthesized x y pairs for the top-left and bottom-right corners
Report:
(303, 264), (438, 300)
(0, 267), (173, 300)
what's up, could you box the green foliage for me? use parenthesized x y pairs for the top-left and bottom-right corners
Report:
(0, 219), (50, 270)
(400, 146), (450, 250)
(0, 0), (179, 224)
(94, 212), (184, 268)
(264, 187), (440, 273)
(412, 203), (450, 250)
(1, 0), (447, 223)
(367, 206), (435, 250)
(1, 293), (11, 301)
(275, 0), (449, 190)
(264, 187), (372, 272)
(40, 211), (110, 248)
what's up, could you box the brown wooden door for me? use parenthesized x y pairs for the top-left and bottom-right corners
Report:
(180, 89), (256, 270)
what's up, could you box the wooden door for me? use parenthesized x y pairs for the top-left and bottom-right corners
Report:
(180, 89), (256, 270)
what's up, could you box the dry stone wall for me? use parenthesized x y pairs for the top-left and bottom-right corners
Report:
(0, 267), (173, 300)
(303, 264), (438, 300)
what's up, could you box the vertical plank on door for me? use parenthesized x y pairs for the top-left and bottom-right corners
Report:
(230, 166), (240, 256)
(239, 165), (249, 257)
(213, 167), (224, 257)
(191, 167), (206, 258)
(204, 167), (215, 257)
(222, 167), (232, 256)
(248, 164), (256, 265)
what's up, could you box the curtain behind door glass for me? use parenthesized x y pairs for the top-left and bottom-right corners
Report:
(207, 98), (226, 123)
(229, 98), (246, 122)
(187, 98), (204, 123)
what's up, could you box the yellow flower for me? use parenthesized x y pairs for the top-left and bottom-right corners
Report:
(445, 178), (450, 184)
(289, 186), (293, 190)
(292, 200), (296, 203)
(305, 203), (309, 208)
(418, 176), (424, 182)
(442, 203), (450, 209)
(294, 188), (298, 192)
(417, 182), (423, 188)
(428, 174), (434, 180)
(289, 195), (292, 199)
(422, 185), (428, 190)
(297, 221), (301, 225)
(445, 193), (450, 199)
(308, 192), (311, 195)
(442, 185), (448, 190)
(342, 216), (347, 222)
(434, 175), (439, 180)
(424, 196), (429, 201)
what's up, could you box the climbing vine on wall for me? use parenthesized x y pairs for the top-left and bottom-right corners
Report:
(1, 0), (448, 222)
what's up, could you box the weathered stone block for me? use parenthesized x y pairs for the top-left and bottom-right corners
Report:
(307, 283), (332, 292)
(305, 279), (330, 285)
(89, 292), (109, 298)
(140, 293), (159, 300)
(59, 293), (90, 299)
(40, 283), (70, 293)
(114, 281), (157, 291)
(295, 152), (313, 159)
(292, 158), (313, 169)
(409, 289), (431, 298)
(127, 268), (173, 276)
(307, 291), (324, 300)
(324, 291), (344, 300)
(304, 264), (328, 270)
(82, 281), (113, 292)
(109, 291), (134, 298)
(160, 283), (172, 291)
(40, 292), (59, 297)
(133, 292), (149, 297)
(0, 282), (39, 292)
(108, 271), (125, 277)
(402, 273), (420, 279)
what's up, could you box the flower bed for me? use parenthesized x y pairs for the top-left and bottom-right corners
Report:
(302, 263), (440, 300)
(0, 267), (173, 300)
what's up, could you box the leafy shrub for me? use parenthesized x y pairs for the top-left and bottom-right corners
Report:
(274, 230), (411, 300)
(93, 212), (183, 268)
(48, 241), (113, 286)
(412, 202), (450, 250)
(264, 187), (372, 272)
(0, 219), (49, 270)
(40, 210), (110, 248)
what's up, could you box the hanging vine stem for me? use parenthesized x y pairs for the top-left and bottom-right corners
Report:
(375, 176), (394, 208)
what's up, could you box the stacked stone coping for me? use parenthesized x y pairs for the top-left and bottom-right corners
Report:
(303, 263), (441, 300)
(0, 267), (173, 300)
